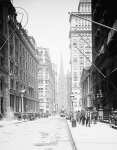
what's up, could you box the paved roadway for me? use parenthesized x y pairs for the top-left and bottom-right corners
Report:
(0, 116), (76, 150)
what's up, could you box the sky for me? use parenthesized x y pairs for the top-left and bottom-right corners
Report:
(13, 0), (80, 74)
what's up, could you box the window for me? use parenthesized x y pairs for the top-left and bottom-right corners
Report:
(0, 7), (3, 31)
(0, 79), (3, 91)
(0, 56), (4, 66)
(10, 78), (14, 89)
(80, 56), (84, 64)
(73, 57), (78, 63)
(16, 81), (19, 91)
(10, 61), (14, 73)
(15, 66), (18, 76)
(20, 70), (23, 80)
(16, 97), (19, 112)
(9, 34), (14, 57)
(73, 72), (78, 81)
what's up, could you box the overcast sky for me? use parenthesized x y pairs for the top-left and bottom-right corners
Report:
(13, 0), (79, 74)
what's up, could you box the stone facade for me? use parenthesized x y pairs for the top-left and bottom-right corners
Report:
(37, 47), (56, 115)
(0, 0), (39, 117)
(69, 0), (92, 111)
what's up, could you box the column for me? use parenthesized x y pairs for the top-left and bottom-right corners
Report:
(21, 94), (24, 113)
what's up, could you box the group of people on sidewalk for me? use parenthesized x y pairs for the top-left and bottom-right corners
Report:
(70, 110), (98, 127)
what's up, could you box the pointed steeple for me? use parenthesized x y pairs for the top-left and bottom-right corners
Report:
(57, 53), (67, 111)
(59, 53), (64, 77)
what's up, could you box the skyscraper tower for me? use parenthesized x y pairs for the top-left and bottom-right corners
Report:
(69, 0), (92, 111)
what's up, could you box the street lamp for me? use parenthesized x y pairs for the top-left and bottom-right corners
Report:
(20, 89), (26, 114)
(70, 95), (75, 113)
(96, 89), (103, 120)
(96, 90), (103, 107)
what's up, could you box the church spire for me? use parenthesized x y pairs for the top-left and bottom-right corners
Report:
(57, 53), (67, 112)
(59, 53), (64, 77)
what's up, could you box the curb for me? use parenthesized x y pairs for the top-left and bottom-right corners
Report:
(0, 120), (28, 128)
(65, 120), (78, 150)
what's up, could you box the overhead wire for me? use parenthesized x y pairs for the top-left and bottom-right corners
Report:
(71, 13), (117, 32)
(69, 12), (117, 90)
(74, 44), (106, 78)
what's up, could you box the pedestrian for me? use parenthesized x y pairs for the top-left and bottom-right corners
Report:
(94, 113), (97, 124)
(76, 111), (80, 123)
(86, 112), (90, 127)
(70, 112), (73, 122)
(79, 113), (82, 124)
(82, 114), (86, 125)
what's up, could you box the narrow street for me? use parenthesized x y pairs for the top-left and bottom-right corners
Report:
(0, 116), (75, 150)
(1, 0), (117, 150)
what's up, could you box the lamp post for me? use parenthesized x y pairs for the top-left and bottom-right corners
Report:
(20, 89), (26, 114)
(96, 89), (103, 120)
(70, 95), (74, 113)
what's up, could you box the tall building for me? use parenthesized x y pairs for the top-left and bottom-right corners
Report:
(52, 63), (57, 113)
(0, 0), (39, 117)
(66, 71), (72, 113)
(38, 47), (56, 115)
(80, 66), (93, 111)
(69, 0), (92, 111)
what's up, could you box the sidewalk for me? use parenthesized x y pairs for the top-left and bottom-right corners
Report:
(67, 120), (117, 150)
